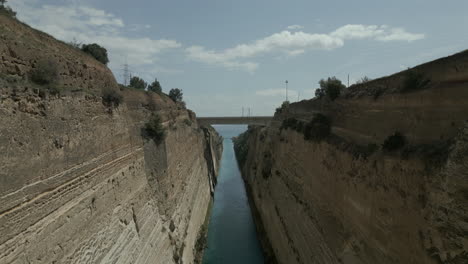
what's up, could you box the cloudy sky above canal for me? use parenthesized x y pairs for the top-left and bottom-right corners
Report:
(10, 0), (468, 116)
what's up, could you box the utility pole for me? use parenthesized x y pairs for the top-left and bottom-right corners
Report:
(285, 80), (289, 102)
(122, 56), (130, 86)
(347, 74), (350, 88)
(242, 107), (244, 117)
(297, 92), (300, 102)
(248, 107), (251, 117)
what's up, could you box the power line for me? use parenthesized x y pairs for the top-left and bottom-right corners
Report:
(122, 56), (131, 86)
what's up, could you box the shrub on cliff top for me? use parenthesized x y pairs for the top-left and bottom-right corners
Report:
(143, 114), (166, 145)
(81, 43), (109, 65)
(129, 76), (147, 90)
(0, 0), (16, 17)
(303, 113), (331, 141)
(275, 100), (290, 115)
(382, 132), (406, 151)
(168, 88), (183, 103)
(315, 87), (325, 98)
(402, 70), (430, 92)
(148, 78), (162, 94)
(317, 77), (346, 101)
(30, 59), (59, 86)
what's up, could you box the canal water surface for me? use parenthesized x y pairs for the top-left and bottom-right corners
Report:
(202, 125), (264, 264)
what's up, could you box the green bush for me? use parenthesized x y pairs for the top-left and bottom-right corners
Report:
(183, 119), (192, 126)
(275, 101), (290, 115)
(281, 114), (331, 142)
(102, 88), (123, 108)
(382, 132), (406, 151)
(0, 1), (16, 17)
(130, 76), (147, 90)
(315, 88), (325, 98)
(169, 88), (183, 102)
(30, 59), (59, 85)
(281, 117), (303, 132)
(81, 43), (109, 65)
(402, 70), (430, 92)
(148, 78), (162, 93)
(317, 77), (346, 101)
(401, 140), (452, 168)
(195, 226), (207, 252)
(303, 113), (331, 141)
(144, 114), (166, 145)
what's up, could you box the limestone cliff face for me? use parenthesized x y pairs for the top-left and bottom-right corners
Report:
(0, 15), (222, 264)
(236, 52), (468, 264)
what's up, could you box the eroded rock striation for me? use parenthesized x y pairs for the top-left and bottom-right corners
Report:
(0, 14), (222, 264)
(235, 51), (468, 264)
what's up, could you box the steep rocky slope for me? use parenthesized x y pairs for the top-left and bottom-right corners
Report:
(235, 51), (468, 264)
(0, 14), (115, 93)
(0, 14), (222, 264)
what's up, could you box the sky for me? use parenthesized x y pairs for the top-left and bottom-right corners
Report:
(9, 0), (468, 116)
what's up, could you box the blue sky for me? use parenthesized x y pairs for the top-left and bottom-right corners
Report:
(10, 0), (468, 116)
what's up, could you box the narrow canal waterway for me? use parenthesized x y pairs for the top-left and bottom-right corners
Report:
(202, 125), (264, 264)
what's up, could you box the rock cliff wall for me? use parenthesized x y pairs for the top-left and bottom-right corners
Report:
(236, 51), (468, 264)
(0, 14), (222, 264)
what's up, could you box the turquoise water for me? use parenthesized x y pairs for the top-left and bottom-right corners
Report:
(202, 125), (264, 264)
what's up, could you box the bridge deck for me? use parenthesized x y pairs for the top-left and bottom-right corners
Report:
(197, 116), (273, 125)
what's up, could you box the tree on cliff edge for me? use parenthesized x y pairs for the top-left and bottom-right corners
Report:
(129, 76), (147, 90)
(0, 0), (16, 17)
(148, 78), (162, 93)
(316, 77), (346, 101)
(81, 43), (109, 65)
(168, 88), (183, 102)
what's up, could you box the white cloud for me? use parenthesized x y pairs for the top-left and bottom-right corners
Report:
(186, 24), (424, 72)
(185, 46), (259, 72)
(331, 24), (424, 42)
(9, 0), (181, 82)
(376, 27), (425, 42)
(331, 24), (385, 39)
(287, 25), (304, 30)
(186, 31), (343, 72)
(287, 49), (305, 56)
(128, 24), (152, 32)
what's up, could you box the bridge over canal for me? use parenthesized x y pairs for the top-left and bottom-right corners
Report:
(197, 116), (273, 126)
